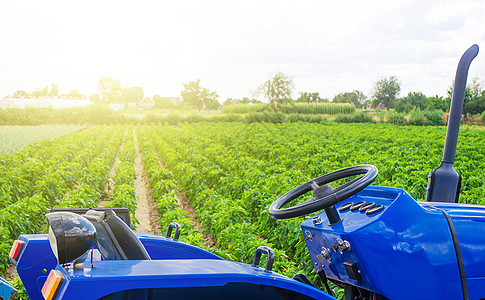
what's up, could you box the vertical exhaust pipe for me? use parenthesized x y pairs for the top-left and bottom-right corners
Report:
(425, 44), (479, 203)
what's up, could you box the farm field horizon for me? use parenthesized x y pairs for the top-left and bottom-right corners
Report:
(2, 122), (485, 296)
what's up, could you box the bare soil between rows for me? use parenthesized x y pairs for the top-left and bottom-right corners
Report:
(133, 131), (162, 235)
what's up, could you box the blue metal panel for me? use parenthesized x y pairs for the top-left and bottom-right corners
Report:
(429, 202), (485, 280)
(135, 232), (223, 260)
(465, 277), (485, 300)
(302, 186), (463, 299)
(14, 235), (57, 300)
(14, 232), (222, 299)
(55, 259), (335, 299)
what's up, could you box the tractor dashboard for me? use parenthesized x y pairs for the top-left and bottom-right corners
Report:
(301, 185), (471, 299)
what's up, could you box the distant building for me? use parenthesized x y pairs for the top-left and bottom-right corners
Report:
(0, 97), (91, 109)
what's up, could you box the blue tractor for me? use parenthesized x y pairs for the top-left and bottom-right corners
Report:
(3, 44), (483, 300)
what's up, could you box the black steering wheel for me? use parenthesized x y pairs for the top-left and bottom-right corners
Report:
(268, 165), (378, 219)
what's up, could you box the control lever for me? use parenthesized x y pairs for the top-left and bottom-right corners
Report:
(317, 268), (334, 297)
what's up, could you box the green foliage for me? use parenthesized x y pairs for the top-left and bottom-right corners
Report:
(409, 109), (426, 126)
(286, 114), (324, 123)
(464, 91), (485, 115)
(222, 102), (355, 115)
(423, 110), (445, 126)
(153, 95), (176, 109)
(7, 276), (28, 300)
(222, 104), (271, 114)
(97, 77), (122, 103)
(276, 103), (355, 115)
(335, 112), (372, 123)
(333, 90), (366, 108)
(246, 112), (286, 123)
(408, 109), (444, 126)
(296, 92), (327, 103)
(109, 131), (138, 225)
(181, 80), (220, 111)
(388, 111), (405, 125)
(224, 97), (262, 106)
(372, 76), (400, 110)
(0, 125), (124, 271)
(11, 83), (67, 99)
(121, 87), (144, 104)
(395, 92), (428, 112)
(258, 72), (295, 111)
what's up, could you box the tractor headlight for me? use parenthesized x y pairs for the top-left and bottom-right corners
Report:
(46, 212), (96, 264)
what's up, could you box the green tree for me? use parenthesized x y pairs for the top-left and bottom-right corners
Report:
(459, 76), (485, 114)
(297, 92), (326, 103)
(11, 90), (28, 98)
(181, 80), (219, 111)
(31, 86), (49, 98)
(121, 87), (144, 104)
(97, 77), (122, 103)
(66, 90), (87, 99)
(395, 92), (428, 113)
(333, 90), (366, 107)
(464, 91), (485, 115)
(427, 95), (447, 111)
(445, 78), (477, 110)
(469, 76), (483, 101)
(372, 76), (400, 110)
(49, 84), (59, 97)
(258, 72), (294, 111)
(153, 95), (176, 109)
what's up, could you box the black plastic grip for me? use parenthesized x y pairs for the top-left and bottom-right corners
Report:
(251, 246), (275, 272)
(166, 222), (181, 241)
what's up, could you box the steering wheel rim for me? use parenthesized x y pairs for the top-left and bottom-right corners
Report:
(268, 164), (378, 219)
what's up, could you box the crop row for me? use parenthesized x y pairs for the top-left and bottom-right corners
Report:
(138, 129), (206, 246)
(0, 126), (126, 271)
(108, 128), (139, 227)
(142, 126), (300, 276)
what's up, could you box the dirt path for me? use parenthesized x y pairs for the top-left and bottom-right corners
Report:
(133, 131), (162, 235)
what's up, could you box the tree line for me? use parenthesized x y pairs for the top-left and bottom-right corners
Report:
(6, 73), (485, 115)
(9, 83), (87, 100)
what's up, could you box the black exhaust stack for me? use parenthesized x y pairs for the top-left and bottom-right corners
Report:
(425, 44), (479, 203)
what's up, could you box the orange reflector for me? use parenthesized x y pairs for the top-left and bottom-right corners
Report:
(9, 240), (24, 261)
(41, 270), (64, 300)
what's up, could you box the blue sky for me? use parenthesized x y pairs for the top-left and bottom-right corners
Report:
(1, 0), (484, 101)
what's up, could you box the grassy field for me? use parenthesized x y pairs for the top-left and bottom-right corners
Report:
(0, 124), (85, 156)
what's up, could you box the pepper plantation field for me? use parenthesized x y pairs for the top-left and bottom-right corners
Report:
(2, 122), (485, 292)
